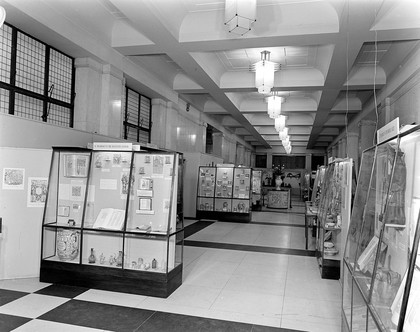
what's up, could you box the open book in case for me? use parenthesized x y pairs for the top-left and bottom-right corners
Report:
(342, 125), (420, 332)
(40, 146), (184, 298)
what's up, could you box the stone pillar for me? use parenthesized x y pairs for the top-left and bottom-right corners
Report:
(332, 144), (338, 158)
(306, 154), (311, 171)
(244, 149), (251, 167)
(212, 132), (224, 159)
(359, 120), (377, 155)
(100, 64), (124, 138)
(74, 58), (102, 133)
(150, 99), (168, 149)
(236, 144), (245, 166)
(267, 152), (273, 169)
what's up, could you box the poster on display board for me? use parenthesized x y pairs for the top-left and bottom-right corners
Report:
(27, 177), (48, 207)
(2, 168), (25, 190)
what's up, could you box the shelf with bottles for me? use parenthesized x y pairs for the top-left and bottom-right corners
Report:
(342, 124), (420, 332)
(40, 146), (184, 297)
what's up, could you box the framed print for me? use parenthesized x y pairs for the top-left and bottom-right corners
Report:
(27, 177), (48, 207)
(139, 198), (152, 210)
(64, 154), (89, 178)
(139, 178), (153, 190)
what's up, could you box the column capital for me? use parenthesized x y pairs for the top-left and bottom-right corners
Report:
(74, 57), (102, 72)
(102, 64), (123, 80)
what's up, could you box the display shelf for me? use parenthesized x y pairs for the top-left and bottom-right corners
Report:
(251, 169), (262, 210)
(316, 158), (352, 279)
(342, 124), (420, 332)
(196, 165), (252, 222)
(40, 147), (184, 298)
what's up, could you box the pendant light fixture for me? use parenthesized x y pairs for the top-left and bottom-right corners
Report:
(266, 94), (283, 119)
(0, 6), (6, 28)
(274, 115), (287, 132)
(250, 51), (279, 94)
(224, 0), (257, 36)
(279, 127), (289, 140)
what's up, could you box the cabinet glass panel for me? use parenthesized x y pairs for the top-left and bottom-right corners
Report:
(214, 198), (232, 212)
(352, 280), (368, 332)
(252, 170), (262, 195)
(44, 151), (91, 227)
(401, 254), (420, 332)
(215, 167), (234, 198)
(233, 168), (251, 199)
(353, 143), (397, 297)
(367, 309), (381, 332)
(198, 167), (216, 197)
(125, 153), (177, 234)
(197, 197), (214, 211)
(342, 264), (353, 331)
(371, 131), (420, 331)
(83, 151), (132, 230)
(232, 199), (250, 213)
(42, 226), (81, 264)
(345, 147), (376, 271)
(81, 230), (123, 268)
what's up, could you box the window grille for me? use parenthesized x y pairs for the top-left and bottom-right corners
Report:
(124, 87), (151, 144)
(0, 23), (74, 127)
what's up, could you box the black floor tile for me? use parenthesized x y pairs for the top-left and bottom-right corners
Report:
(184, 240), (316, 257)
(135, 311), (254, 332)
(0, 313), (32, 332)
(184, 220), (214, 238)
(0, 289), (29, 306)
(38, 299), (155, 332)
(34, 284), (89, 298)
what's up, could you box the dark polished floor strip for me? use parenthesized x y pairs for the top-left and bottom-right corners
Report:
(248, 221), (305, 227)
(184, 220), (214, 238)
(184, 240), (316, 257)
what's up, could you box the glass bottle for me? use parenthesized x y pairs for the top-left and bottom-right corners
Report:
(88, 248), (96, 264)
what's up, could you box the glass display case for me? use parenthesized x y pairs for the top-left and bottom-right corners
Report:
(196, 165), (252, 222)
(40, 147), (184, 298)
(316, 158), (352, 279)
(342, 125), (420, 332)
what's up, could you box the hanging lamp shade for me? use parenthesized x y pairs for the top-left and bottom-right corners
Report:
(274, 115), (287, 132)
(0, 6), (6, 28)
(224, 0), (257, 36)
(250, 51), (279, 95)
(285, 145), (292, 154)
(279, 127), (289, 140)
(282, 136), (290, 146)
(266, 95), (283, 119)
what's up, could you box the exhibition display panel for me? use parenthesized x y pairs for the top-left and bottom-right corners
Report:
(40, 147), (184, 298)
(316, 158), (353, 279)
(342, 125), (420, 332)
(196, 165), (252, 222)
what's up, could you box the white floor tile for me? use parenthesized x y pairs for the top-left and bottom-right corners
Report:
(143, 284), (221, 309)
(183, 269), (232, 289)
(0, 277), (51, 293)
(0, 293), (69, 318)
(13, 319), (108, 332)
(281, 318), (341, 332)
(223, 274), (287, 296)
(282, 296), (342, 326)
(74, 288), (146, 307)
(211, 289), (283, 318)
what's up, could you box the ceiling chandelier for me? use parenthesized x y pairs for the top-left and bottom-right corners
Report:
(274, 115), (287, 132)
(224, 0), (257, 36)
(279, 127), (289, 141)
(266, 94), (283, 119)
(0, 6), (6, 28)
(250, 51), (280, 94)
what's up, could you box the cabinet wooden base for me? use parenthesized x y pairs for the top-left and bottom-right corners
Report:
(40, 260), (182, 298)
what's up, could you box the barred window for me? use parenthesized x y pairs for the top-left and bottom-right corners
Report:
(0, 23), (74, 127)
(123, 87), (151, 144)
